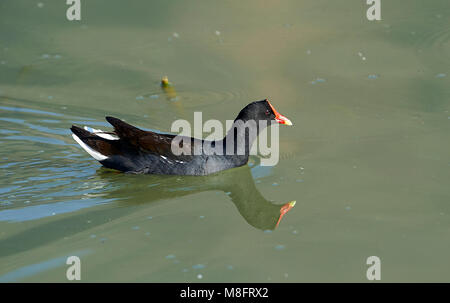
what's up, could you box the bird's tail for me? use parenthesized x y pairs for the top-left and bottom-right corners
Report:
(70, 125), (119, 161)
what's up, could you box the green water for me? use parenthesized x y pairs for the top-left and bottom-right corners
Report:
(0, 0), (449, 282)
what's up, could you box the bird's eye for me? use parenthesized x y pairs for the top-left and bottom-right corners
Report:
(265, 110), (271, 116)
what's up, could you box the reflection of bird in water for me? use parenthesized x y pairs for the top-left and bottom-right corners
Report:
(97, 164), (296, 231)
(0, 164), (295, 258)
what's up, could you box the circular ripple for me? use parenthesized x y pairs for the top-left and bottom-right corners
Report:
(413, 26), (450, 65)
(141, 88), (250, 110)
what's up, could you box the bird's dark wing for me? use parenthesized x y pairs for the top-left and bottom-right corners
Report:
(105, 116), (195, 160)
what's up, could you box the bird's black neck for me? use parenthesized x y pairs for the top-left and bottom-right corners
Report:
(221, 117), (268, 160)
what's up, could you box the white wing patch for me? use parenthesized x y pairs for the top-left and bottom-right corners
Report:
(72, 133), (108, 161)
(84, 126), (119, 140)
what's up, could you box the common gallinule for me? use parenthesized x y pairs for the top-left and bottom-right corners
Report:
(71, 99), (292, 175)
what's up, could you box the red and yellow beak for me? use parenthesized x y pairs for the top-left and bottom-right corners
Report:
(275, 200), (296, 228)
(267, 100), (293, 126)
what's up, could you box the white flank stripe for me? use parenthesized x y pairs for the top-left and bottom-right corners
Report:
(72, 134), (108, 161)
(84, 126), (119, 140)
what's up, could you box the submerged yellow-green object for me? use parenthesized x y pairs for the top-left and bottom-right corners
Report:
(161, 76), (177, 100)
(160, 76), (185, 117)
(161, 76), (170, 88)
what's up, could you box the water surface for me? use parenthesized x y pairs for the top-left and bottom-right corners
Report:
(0, 0), (449, 282)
